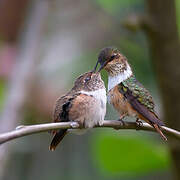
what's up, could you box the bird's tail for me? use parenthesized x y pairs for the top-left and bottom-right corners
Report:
(49, 129), (67, 151)
(153, 123), (167, 141)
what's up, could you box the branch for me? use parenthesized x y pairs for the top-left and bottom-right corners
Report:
(0, 120), (179, 145)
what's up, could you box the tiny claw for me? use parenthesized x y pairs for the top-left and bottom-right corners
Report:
(136, 119), (143, 130)
(70, 122), (79, 128)
(98, 120), (104, 127)
(118, 118), (125, 126)
(114, 119), (125, 130)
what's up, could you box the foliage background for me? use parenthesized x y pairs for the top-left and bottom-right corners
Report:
(0, 0), (179, 179)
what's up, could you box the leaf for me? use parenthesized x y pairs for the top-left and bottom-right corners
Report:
(91, 130), (170, 177)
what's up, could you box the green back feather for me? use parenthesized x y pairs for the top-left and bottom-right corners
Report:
(120, 76), (155, 112)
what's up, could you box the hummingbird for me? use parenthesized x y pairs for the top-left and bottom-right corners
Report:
(49, 71), (107, 151)
(94, 47), (167, 141)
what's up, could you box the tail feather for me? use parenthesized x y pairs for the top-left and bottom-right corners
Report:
(49, 129), (67, 151)
(153, 124), (167, 141)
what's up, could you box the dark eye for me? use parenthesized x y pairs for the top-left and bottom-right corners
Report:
(110, 55), (116, 60)
(85, 76), (91, 82)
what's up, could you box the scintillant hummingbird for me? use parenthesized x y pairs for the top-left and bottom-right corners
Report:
(49, 71), (107, 151)
(94, 47), (167, 141)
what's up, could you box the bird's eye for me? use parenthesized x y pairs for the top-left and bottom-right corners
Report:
(85, 76), (91, 82)
(110, 54), (116, 60)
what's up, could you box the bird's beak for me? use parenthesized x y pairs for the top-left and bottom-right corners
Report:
(92, 61), (99, 72)
(93, 58), (107, 72)
(97, 61), (106, 72)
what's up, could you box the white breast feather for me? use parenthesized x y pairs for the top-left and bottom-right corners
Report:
(80, 89), (107, 127)
(80, 89), (107, 107)
(108, 64), (132, 91)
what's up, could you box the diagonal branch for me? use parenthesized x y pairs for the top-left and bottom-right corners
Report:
(0, 120), (179, 145)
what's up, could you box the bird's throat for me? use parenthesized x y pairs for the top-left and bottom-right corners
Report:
(108, 64), (132, 91)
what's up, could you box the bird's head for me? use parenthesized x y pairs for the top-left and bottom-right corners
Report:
(73, 71), (105, 92)
(94, 47), (130, 76)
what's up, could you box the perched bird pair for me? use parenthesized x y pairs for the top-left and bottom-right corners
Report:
(49, 47), (167, 151)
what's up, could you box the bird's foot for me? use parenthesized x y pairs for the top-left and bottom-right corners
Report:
(118, 118), (125, 126)
(136, 119), (143, 130)
(98, 120), (104, 127)
(114, 116), (125, 130)
(70, 122), (80, 128)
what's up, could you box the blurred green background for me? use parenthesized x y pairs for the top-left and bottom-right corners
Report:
(0, 0), (179, 180)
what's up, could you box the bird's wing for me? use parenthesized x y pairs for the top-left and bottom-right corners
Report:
(53, 92), (97, 123)
(119, 77), (164, 126)
(49, 93), (98, 150)
(122, 76), (155, 111)
(50, 94), (75, 151)
(53, 93), (79, 123)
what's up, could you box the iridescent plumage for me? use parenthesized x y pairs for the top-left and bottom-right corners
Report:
(95, 47), (167, 140)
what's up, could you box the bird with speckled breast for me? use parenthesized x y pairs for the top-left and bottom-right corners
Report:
(94, 47), (167, 141)
(49, 71), (106, 151)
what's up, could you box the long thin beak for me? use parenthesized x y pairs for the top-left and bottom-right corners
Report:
(98, 62), (106, 72)
(92, 61), (99, 72)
